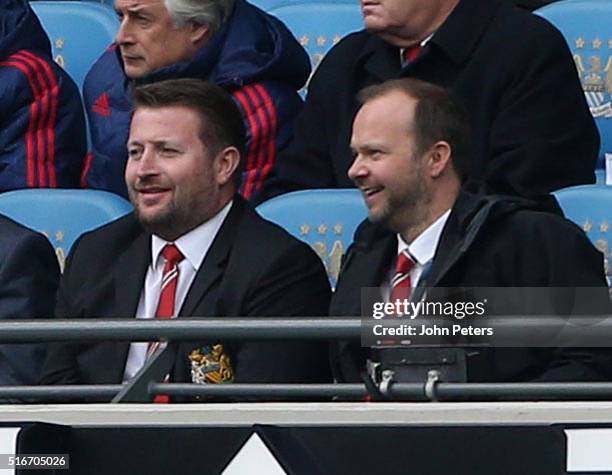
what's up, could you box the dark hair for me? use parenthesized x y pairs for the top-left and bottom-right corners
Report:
(133, 78), (246, 187)
(357, 78), (472, 180)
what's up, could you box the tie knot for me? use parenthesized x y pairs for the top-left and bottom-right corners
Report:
(162, 244), (184, 266)
(403, 44), (422, 63)
(395, 250), (415, 275)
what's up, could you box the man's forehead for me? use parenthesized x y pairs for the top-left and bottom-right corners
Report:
(134, 104), (198, 119)
(358, 92), (416, 127)
(352, 93), (416, 147)
(130, 106), (202, 137)
(128, 136), (181, 146)
(114, 0), (166, 11)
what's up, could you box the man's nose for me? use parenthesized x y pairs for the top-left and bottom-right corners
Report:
(136, 148), (159, 177)
(348, 155), (368, 182)
(115, 18), (133, 45)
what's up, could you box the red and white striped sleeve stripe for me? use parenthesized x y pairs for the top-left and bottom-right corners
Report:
(232, 83), (278, 200)
(0, 49), (60, 187)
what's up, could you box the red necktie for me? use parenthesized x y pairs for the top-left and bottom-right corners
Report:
(403, 44), (422, 64)
(155, 244), (185, 319)
(150, 243), (184, 403)
(390, 250), (415, 304)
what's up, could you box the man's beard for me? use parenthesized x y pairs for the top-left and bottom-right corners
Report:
(136, 204), (178, 237)
(370, 180), (430, 234)
(129, 189), (189, 241)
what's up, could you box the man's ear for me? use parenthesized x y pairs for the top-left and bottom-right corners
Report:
(215, 146), (241, 186)
(428, 141), (453, 178)
(190, 22), (209, 46)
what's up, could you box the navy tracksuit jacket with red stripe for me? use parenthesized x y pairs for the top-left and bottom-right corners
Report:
(82, 0), (311, 200)
(0, 0), (86, 191)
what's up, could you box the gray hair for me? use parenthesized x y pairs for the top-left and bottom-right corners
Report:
(164, 0), (236, 35)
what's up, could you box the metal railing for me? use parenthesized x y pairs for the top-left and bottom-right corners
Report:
(3, 382), (612, 402)
(2, 317), (612, 402)
(0, 317), (361, 342)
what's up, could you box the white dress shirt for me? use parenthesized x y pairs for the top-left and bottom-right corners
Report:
(383, 209), (451, 301)
(123, 201), (233, 381)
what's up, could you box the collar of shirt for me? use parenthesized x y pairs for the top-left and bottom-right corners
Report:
(397, 208), (451, 271)
(150, 200), (233, 273)
(399, 34), (433, 66)
(382, 209), (451, 301)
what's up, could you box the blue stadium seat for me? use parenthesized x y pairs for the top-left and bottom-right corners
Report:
(266, 2), (363, 94)
(535, 0), (612, 171)
(0, 189), (132, 270)
(257, 189), (367, 287)
(249, 0), (289, 10)
(554, 184), (612, 284)
(30, 1), (119, 90)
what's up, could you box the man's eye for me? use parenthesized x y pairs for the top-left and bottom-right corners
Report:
(161, 148), (179, 155)
(135, 14), (152, 25)
(128, 149), (141, 159)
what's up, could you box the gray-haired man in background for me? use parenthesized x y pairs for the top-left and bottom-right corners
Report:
(82, 0), (310, 200)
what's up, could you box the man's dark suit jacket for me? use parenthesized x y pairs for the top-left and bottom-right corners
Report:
(513, 0), (558, 11)
(330, 191), (612, 385)
(259, 0), (597, 202)
(40, 196), (331, 391)
(0, 214), (59, 385)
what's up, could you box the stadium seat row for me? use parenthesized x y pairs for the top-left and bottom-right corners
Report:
(0, 186), (609, 287)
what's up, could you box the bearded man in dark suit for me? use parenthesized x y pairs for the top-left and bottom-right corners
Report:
(331, 78), (612, 389)
(41, 79), (331, 397)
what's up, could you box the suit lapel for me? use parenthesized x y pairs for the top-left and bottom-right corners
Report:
(179, 197), (246, 317)
(425, 192), (490, 289)
(106, 229), (150, 382)
(424, 213), (461, 289)
(350, 236), (396, 288)
(114, 231), (151, 318)
(333, 224), (396, 316)
(174, 198), (247, 385)
(362, 35), (402, 82)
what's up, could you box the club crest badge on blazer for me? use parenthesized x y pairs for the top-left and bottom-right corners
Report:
(189, 344), (234, 384)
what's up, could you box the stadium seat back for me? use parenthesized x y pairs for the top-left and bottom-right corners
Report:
(0, 189), (132, 270)
(249, 0), (289, 10)
(30, 1), (119, 90)
(257, 189), (367, 287)
(536, 0), (612, 170)
(554, 184), (612, 285)
(266, 2), (363, 94)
